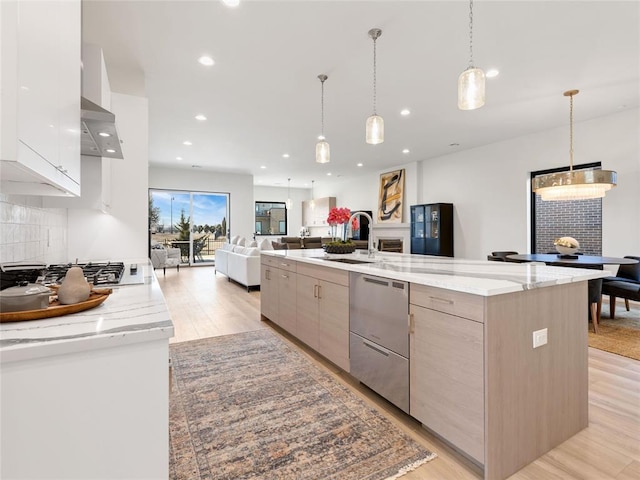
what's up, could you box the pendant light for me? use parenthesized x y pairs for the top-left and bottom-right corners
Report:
(458, 0), (485, 110)
(532, 90), (617, 201)
(286, 178), (293, 209)
(316, 75), (330, 164)
(366, 28), (384, 144)
(310, 180), (315, 209)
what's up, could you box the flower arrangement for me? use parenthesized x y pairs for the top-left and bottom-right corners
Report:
(326, 207), (358, 253)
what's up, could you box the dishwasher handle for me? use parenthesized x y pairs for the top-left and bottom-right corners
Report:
(363, 276), (389, 287)
(362, 338), (390, 357)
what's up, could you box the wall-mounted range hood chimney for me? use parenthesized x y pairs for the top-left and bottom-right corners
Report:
(81, 96), (123, 159)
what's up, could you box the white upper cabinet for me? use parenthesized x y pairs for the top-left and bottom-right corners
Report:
(1, 0), (81, 196)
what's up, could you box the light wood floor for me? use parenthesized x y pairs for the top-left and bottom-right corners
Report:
(158, 266), (640, 480)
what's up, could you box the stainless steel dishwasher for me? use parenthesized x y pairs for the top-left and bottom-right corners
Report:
(349, 271), (409, 413)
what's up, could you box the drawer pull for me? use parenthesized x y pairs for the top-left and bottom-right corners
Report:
(429, 296), (454, 305)
(363, 340), (389, 357)
(281, 263), (290, 267)
(281, 274), (289, 279)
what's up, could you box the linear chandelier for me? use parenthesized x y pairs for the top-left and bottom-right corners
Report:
(532, 90), (617, 201)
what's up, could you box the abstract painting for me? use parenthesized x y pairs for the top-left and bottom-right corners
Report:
(378, 169), (404, 223)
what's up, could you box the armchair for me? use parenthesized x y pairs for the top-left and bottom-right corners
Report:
(150, 246), (181, 275)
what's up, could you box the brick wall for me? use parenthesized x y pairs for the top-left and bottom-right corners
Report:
(534, 194), (602, 255)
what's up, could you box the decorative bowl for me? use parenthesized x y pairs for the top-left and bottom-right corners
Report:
(554, 236), (580, 255)
(324, 243), (357, 254)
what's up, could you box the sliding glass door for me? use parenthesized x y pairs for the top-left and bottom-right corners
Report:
(149, 189), (229, 266)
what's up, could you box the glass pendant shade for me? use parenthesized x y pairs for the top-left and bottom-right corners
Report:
(316, 140), (330, 164)
(286, 198), (293, 209)
(533, 170), (617, 201)
(310, 199), (315, 209)
(458, 67), (485, 110)
(366, 114), (384, 144)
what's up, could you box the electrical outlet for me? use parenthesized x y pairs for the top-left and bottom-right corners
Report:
(533, 328), (548, 348)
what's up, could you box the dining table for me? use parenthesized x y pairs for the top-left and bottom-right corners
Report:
(506, 254), (639, 269)
(506, 254), (638, 334)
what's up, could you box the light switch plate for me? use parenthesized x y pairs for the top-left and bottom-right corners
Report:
(533, 328), (548, 348)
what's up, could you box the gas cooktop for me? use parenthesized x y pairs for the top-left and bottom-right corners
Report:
(42, 262), (124, 286)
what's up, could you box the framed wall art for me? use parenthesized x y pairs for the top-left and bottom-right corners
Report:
(377, 169), (404, 223)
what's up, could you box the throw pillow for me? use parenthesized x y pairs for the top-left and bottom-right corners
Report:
(271, 241), (289, 250)
(237, 237), (246, 247)
(248, 240), (258, 248)
(230, 235), (239, 245)
(260, 238), (273, 250)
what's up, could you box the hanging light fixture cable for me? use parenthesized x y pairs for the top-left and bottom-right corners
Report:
(532, 90), (617, 201)
(286, 178), (293, 210)
(310, 180), (315, 209)
(458, 0), (485, 110)
(366, 28), (384, 144)
(316, 75), (330, 163)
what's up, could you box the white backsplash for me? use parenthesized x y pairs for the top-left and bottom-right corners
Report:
(0, 194), (67, 264)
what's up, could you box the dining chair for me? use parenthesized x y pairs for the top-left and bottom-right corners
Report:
(602, 256), (640, 314)
(489, 251), (523, 262)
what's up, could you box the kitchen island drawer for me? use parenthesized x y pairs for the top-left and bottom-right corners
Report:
(410, 284), (484, 323)
(261, 255), (297, 272)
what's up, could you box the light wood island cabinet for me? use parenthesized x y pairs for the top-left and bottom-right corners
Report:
(409, 282), (588, 479)
(260, 256), (296, 334)
(261, 256), (349, 372)
(295, 262), (349, 372)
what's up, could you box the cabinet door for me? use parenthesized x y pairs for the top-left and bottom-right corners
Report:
(410, 304), (484, 463)
(296, 274), (319, 350)
(260, 264), (278, 321)
(277, 270), (297, 335)
(318, 280), (350, 372)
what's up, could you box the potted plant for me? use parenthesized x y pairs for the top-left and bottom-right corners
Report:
(325, 207), (358, 254)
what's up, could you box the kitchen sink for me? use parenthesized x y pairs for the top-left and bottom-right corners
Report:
(316, 257), (375, 265)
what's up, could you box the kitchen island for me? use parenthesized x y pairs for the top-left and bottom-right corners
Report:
(0, 260), (174, 480)
(260, 249), (608, 480)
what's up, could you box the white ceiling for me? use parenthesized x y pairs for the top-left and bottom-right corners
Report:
(82, 1), (640, 189)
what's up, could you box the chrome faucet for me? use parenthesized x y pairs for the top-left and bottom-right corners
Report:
(348, 211), (376, 258)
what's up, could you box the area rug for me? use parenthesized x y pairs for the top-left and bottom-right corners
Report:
(588, 303), (640, 361)
(169, 329), (437, 480)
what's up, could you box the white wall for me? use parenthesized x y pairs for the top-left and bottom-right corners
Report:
(313, 109), (638, 260)
(149, 167), (255, 241)
(66, 93), (149, 261)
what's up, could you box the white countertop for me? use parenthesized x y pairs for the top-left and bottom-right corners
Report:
(262, 249), (609, 296)
(0, 260), (174, 363)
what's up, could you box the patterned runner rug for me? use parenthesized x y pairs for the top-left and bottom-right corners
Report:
(169, 329), (436, 479)
(588, 303), (640, 360)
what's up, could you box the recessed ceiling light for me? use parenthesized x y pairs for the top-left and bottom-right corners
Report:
(486, 69), (499, 78)
(327, 172), (332, 176)
(357, 163), (363, 167)
(183, 140), (192, 146)
(282, 153), (290, 158)
(198, 56), (215, 66)
(195, 114), (207, 121)
(260, 165), (267, 169)
(176, 156), (183, 161)
(222, 0), (240, 6)
(106, 149), (116, 153)
(98, 132), (111, 137)
(402, 149), (410, 154)
(400, 109), (411, 116)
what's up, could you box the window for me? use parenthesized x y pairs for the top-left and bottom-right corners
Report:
(255, 202), (287, 235)
(530, 162), (603, 255)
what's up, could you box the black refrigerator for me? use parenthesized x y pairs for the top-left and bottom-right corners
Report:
(410, 203), (454, 256)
